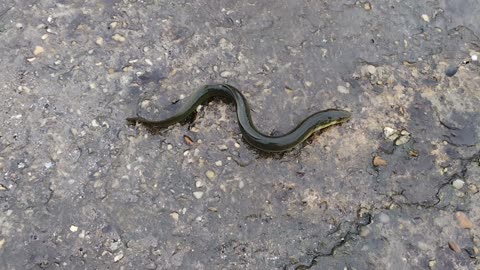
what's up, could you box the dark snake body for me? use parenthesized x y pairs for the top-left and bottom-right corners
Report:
(127, 84), (351, 152)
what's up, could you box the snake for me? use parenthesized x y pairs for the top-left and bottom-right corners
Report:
(126, 84), (351, 152)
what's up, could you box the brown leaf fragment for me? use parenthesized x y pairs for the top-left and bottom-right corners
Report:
(456, 212), (474, 229)
(448, 241), (461, 253)
(184, 135), (194, 145)
(373, 156), (388, 167)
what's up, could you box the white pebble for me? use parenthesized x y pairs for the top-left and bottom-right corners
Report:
(205, 170), (216, 180)
(33, 46), (45, 56)
(167, 144), (173, 150)
(220, 71), (232, 78)
(113, 252), (124, 262)
(140, 100), (150, 108)
(170, 212), (179, 222)
(70, 225), (78, 232)
(44, 162), (53, 169)
(452, 179), (465, 190)
(112, 34), (126, 43)
(193, 191), (204, 199)
(215, 160), (223, 166)
(91, 119), (100, 127)
(395, 135), (410, 145)
(195, 180), (205, 188)
(337, 85), (349, 94)
(421, 14), (430, 22)
(367, 65), (376, 75)
(383, 127), (398, 140)
(472, 55), (478, 61)
(95, 37), (104, 46)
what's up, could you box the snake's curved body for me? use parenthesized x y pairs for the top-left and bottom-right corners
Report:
(127, 84), (351, 152)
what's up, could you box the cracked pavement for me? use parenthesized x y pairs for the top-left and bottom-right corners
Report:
(0, 0), (479, 269)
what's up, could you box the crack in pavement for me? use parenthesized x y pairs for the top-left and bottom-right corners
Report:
(284, 212), (372, 270)
(283, 150), (479, 269)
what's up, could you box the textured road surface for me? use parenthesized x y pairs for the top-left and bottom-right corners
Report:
(0, 1), (479, 269)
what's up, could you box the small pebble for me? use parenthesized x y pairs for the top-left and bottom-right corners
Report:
(395, 132), (411, 145)
(33, 46), (45, 56)
(91, 119), (100, 127)
(190, 127), (200, 133)
(359, 227), (370, 237)
(363, 2), (372, 11)
(220, 71), (232, 78)
(215, 160), (223, 166)
(167, 144), (173, 150)
(112, 34), (126, 43)
(95, 37), (104, 46)
(195, 180), (204, 188)
(44, 162), (53, 169)
(383, 127), (399, 141)
(378, 213), (390, 223)
(140, 100), (150, 109)
(455, 191), (465, 198)
(193, 191), (204, 199)
(472, 55), (478, 61)
(109, 242), (121, 252)
(218, 144), (228, 150)
(409, 150), (419, 157)
(337, 85), (349, 94)
(0, 239), (5, 249)
(455, 212), (474, 229)
(452, 179), (465, 190)
(418, 241), (429, 251)
(445, 65), (458, 77)
(428, 260), (436, 269)
(468, 184), (478, 193)
(170, 212), (179, 222)
(205, 170), (216, 180)
(113, 252), (124, 262)
(367, 65), (376, 75)
(421, 14), (430, 22)
(70, 225), (78, 232)
(15, 23), (23, 29)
